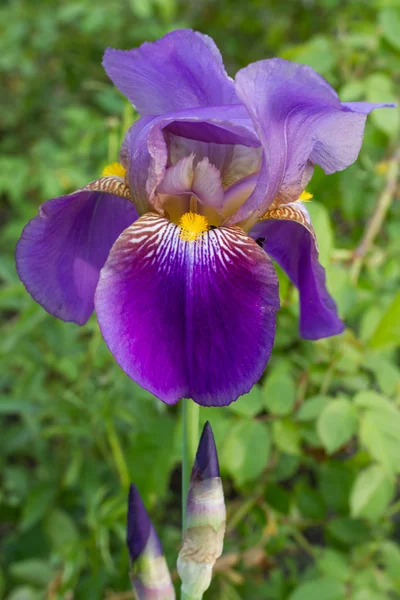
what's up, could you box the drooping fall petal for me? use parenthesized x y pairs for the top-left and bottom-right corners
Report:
(95, 213), (279, 406)
(249, 202), (344, 340)
(16, 178), (137, 325)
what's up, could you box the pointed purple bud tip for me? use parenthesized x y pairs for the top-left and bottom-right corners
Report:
(127, 483), (152, 563)
(192, 421), (220, 483)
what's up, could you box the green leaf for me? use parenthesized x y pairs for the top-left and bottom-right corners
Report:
(350, 465), (395, 520)
(327, 518), (371, 546)
(359, 408), (400, 475)
(44, 509), (79, 550)
(319, 462), (354, 512)
(229, 385), (263, 417)
(361, 354), (400, 396)
(369, 291), (400, 349)
(20, 485), (55, 532)
(380, 540), (400, 587)
(295, 483), (326, 520)
(282, 36), (337, 75)
(265, 483), (291, 514)
(365, 74), (399, 137)
(263, 364), (297, 416)
(306, 201), (333, 267)
(10, 560), (54, 587)
(317, 549), (351, 582)
(6, 587), (42, 600)
(289, 577), (345, 600)
(379, 8), (400, 50)
(317, 399), (358, 453)
(272, 420), (301, 455)
(297, 395), (329, 421)
(221, 420), (271, 485)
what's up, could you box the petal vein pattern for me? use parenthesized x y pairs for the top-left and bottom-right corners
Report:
(95, 214), (280, 406)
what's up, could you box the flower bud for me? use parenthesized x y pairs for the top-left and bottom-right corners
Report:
(178, 422), (226, 598)
(127, 484), (176, 600)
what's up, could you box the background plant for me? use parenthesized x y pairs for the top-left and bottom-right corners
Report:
(1, 0), (400, 598)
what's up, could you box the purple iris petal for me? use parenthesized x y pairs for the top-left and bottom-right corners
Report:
(233, 59), (394, 224)
(249, 204), (344, 340)
(95, 214), (279, 406)
(127, 483), (162, 563)
(16, 187), (138, 325)
(342, 101), (396, 114)
(158, 156), (224, 210)
(168, 136), (262, 190)
(191, 422), (220, 483)
(103, 29), (238, 116)
(121, 106), (259, 214)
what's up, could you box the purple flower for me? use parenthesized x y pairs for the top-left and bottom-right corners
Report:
(127, 484), (176, 600)
(16, 29), (394, 406)
(178, 422), (226, 597)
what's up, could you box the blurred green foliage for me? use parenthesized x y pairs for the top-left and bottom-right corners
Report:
(1, 0), (400, 598)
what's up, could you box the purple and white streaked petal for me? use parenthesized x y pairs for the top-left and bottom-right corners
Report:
(103, 29), (238, 116)
(16, 183), (138, 325)
(249, 202), (344, 340)
(233, 59), (394, 224)
(95, 214), (280, 407)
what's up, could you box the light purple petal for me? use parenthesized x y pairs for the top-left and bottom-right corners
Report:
(249, 203), (344, 340)
(158, 155), (224, 210)
(122, 107), (259, 214)
(95, 214), (279, 407)
(342, 101), (396, 114)
(103, 29), (238, 116)
(16, 186), (138, 325)
(233, 59), (394, 224)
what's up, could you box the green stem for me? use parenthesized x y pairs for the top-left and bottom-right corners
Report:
(182, 399), (200, 529)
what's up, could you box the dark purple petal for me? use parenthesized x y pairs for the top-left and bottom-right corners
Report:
(127, 484), (162, 563)
(249, 203), (344, 340)
(16, 186), (138, 325)
(233, 59), (394, 224)
(191, 422), (220, 483)
(95, 214), (279, 406)
(121, 107), (259, 214)
(103, 29), (238, 116)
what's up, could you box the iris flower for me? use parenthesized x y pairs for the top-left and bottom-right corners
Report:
(16, 30), (393, 406)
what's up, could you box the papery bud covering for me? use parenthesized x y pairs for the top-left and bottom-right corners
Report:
(178, 422), (226, 598)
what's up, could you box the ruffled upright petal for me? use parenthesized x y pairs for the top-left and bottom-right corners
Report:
(16, 179), (138, 325)
(103, 29), (238, 116)
(158, 155), (224, 211)
(233, 59), (395, 225)
(249, 202), (344, 340)
(95, 214), (279, 406)
(121, 107), (259, 215)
